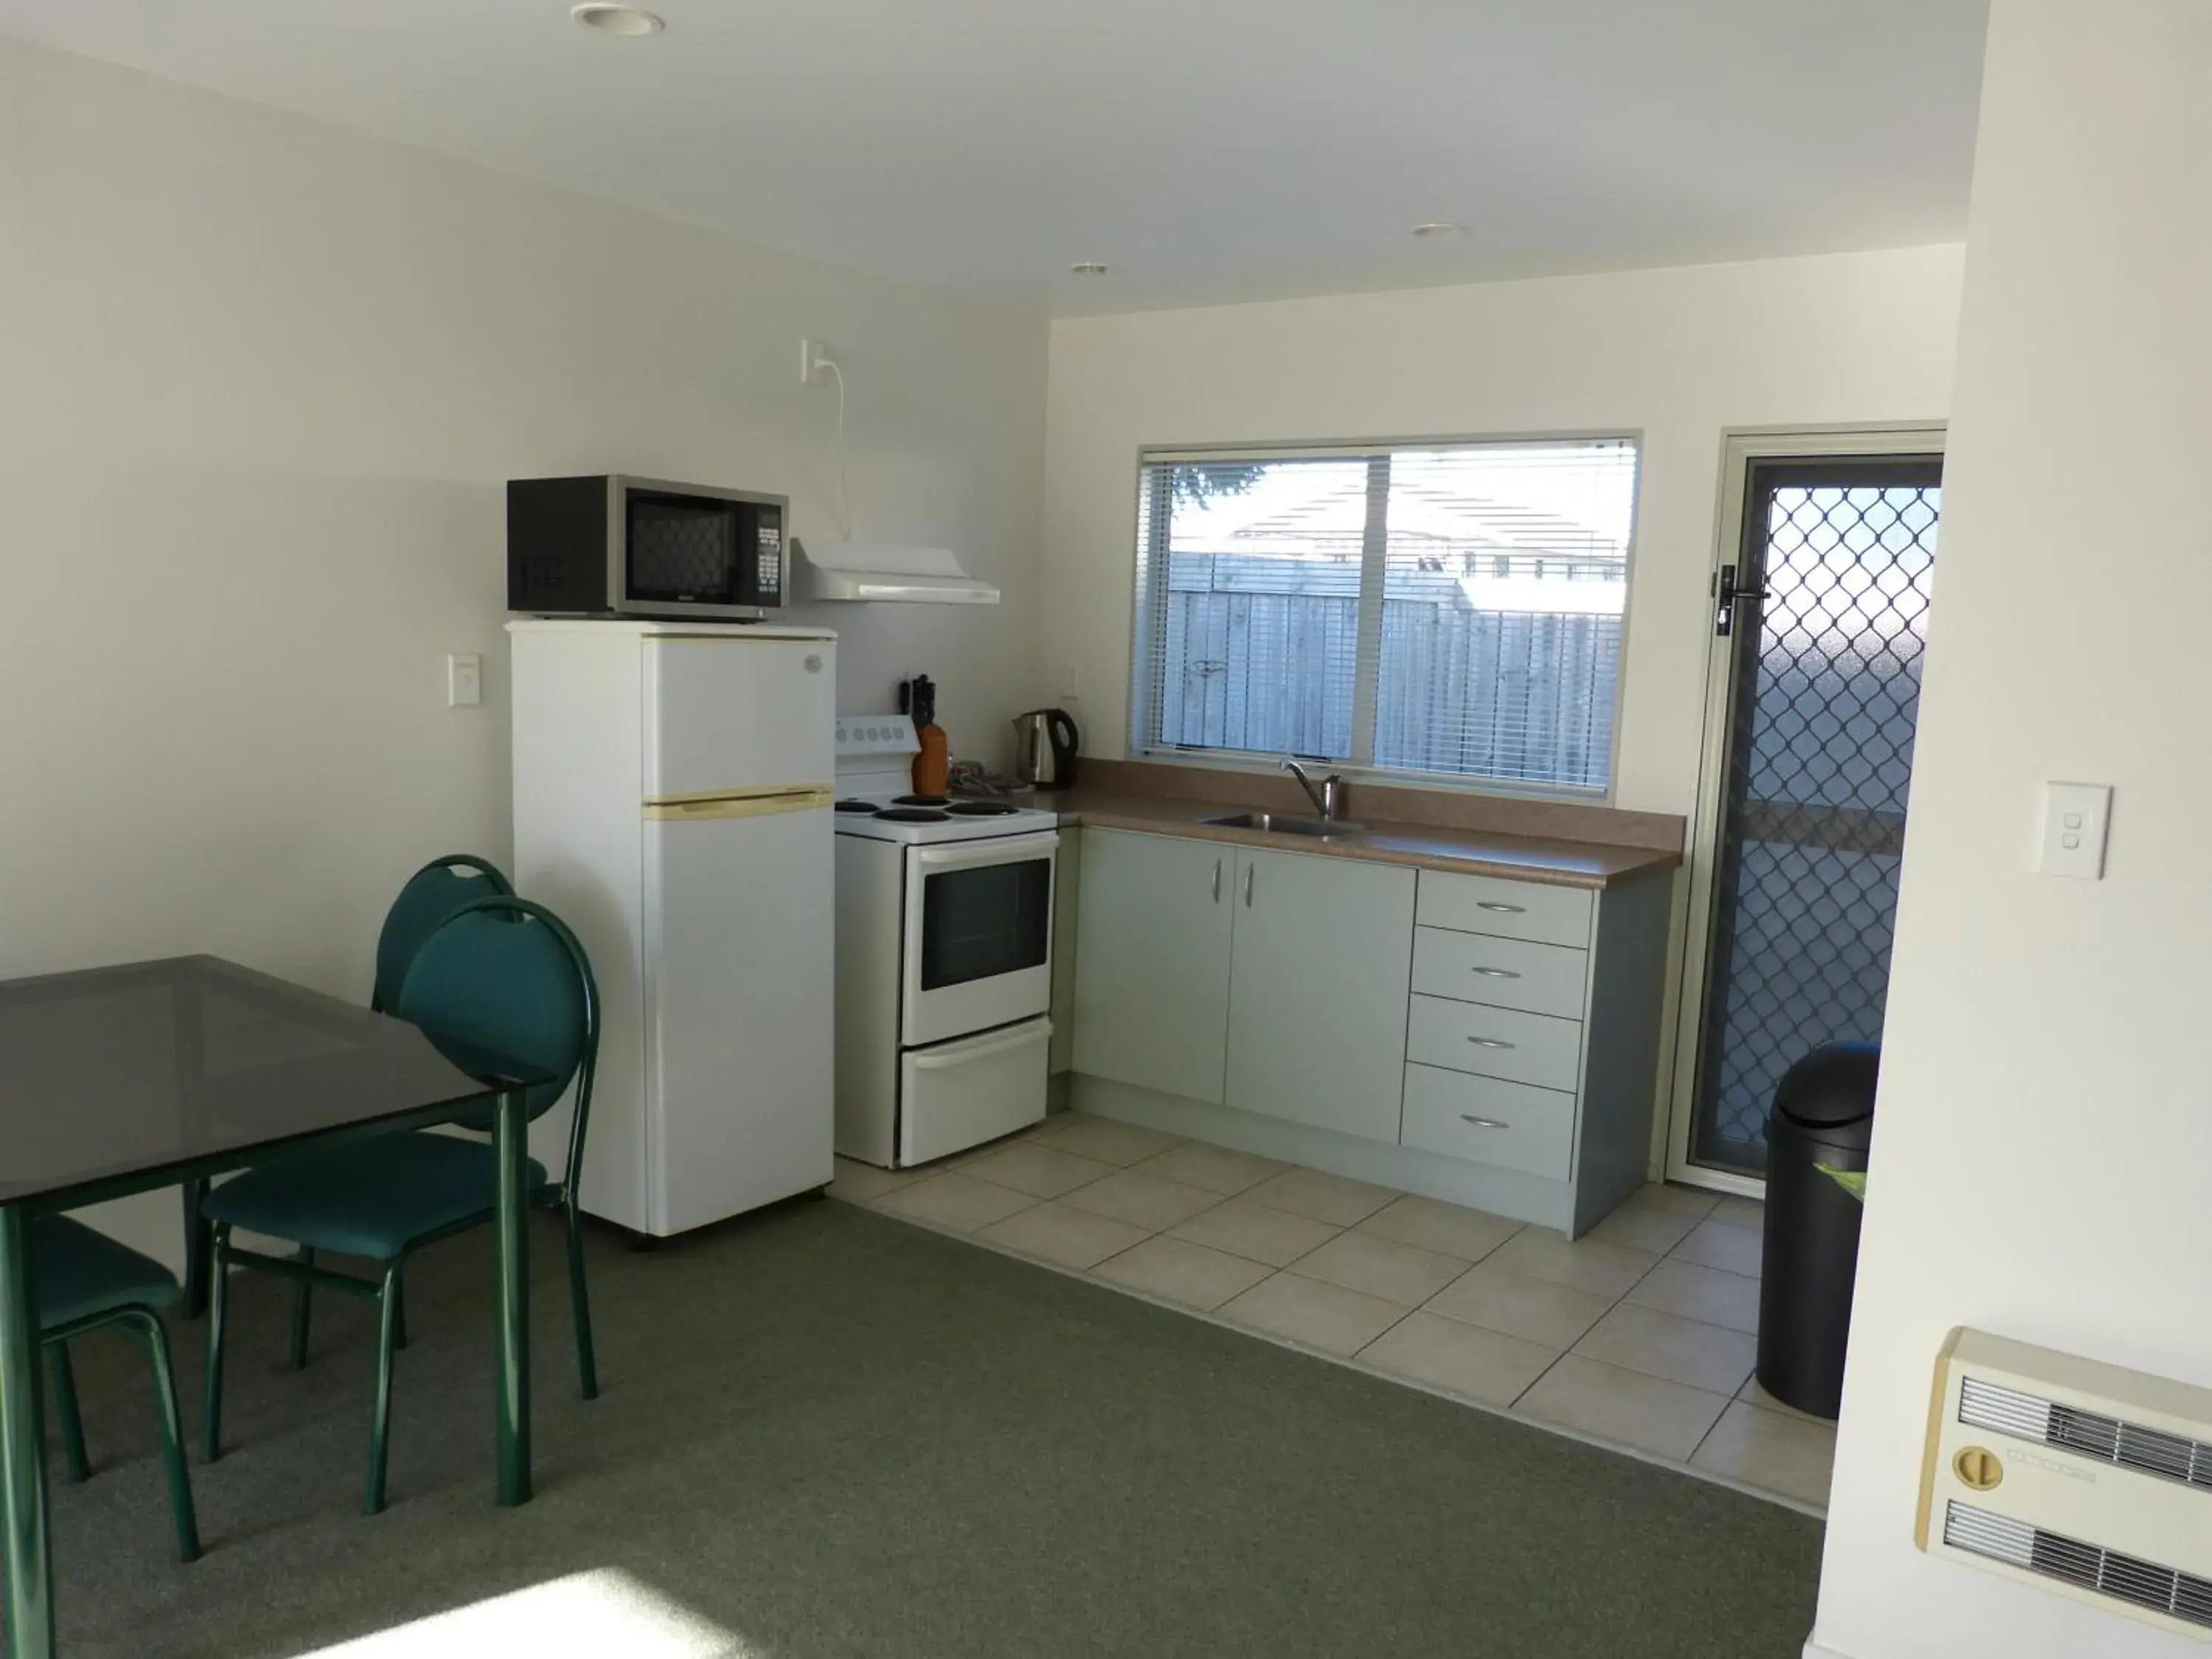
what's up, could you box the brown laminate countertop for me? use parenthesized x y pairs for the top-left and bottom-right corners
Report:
(1052, 789), (1680, 891)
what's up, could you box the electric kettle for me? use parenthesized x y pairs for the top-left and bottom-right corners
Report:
(1012, 709), (1080, 790)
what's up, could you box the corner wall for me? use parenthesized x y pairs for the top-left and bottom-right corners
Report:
(0, 34), (1046, 1259)
(1813, 4), (2212, 1655)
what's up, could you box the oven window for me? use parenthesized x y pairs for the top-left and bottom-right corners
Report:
(628, 493), (739, 604)
(919, 858), (1051, 990)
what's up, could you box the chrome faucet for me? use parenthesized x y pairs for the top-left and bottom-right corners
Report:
(1281, 758), (1346, 821)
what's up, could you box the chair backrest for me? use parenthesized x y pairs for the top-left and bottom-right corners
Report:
(372, 855), (514, 1014)
(393, 896), (600, 1194)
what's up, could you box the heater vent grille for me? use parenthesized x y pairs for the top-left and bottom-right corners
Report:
(1960, 1377), (2212, 1492)
(1945, 1503), (2212, 1630)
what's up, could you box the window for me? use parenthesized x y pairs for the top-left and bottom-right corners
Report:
(1130, 437), (1639, 794)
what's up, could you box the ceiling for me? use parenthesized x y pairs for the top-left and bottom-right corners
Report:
(0, 0), (1990, 316)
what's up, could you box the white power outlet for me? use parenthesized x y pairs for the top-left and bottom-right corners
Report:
(1057, 659), (1082, 700)
(799, 338), (835, 386)
(2038, 781), (2111, 879)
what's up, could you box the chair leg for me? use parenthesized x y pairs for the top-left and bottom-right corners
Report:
(390, 1269), (407, 1353)
(364, 1262), (401, 1515)
(125, 1310), (200, 1565)
(45, 1342), (89, 1484)
(287, 1246), (314, 1370)
(201, 1223), (231, 1464)
(566, 1197), (598, 1402)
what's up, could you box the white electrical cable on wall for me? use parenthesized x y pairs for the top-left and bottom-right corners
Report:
(822, 358), (853, 540)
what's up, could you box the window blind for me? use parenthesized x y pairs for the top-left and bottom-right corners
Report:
(1133, 437), (1638, 794)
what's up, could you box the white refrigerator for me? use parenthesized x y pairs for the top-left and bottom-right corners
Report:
(509, 619), (836, 1236)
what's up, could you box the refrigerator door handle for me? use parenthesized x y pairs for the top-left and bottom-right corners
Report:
(643, 786), (834, 821)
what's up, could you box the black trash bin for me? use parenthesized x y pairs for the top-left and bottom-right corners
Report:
(1756, 1041), (1879, 1419)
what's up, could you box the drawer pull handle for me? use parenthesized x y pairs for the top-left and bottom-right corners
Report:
(1475, 900), (1526, 914)
(1466, 1036), (1515, 1050)
(1459, 1113), (1511, 1130)
(1212, 859), (1222, 902)
(1469, 967), (1521, 979)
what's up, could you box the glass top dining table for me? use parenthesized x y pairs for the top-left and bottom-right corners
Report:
(0, 955), (551, 1659)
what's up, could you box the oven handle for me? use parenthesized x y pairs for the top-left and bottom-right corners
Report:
(910, 830), (1061, 873)
(911, 1020), (1054, 1070)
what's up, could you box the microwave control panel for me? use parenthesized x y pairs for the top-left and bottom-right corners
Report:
(757, 522), (783, 599)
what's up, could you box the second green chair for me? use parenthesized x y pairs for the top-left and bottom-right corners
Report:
(200, 894), (601, 1513)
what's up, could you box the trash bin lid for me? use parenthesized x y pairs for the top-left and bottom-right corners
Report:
(1773, 1041), (1880, 1145)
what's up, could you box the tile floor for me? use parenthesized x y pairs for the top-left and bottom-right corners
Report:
(829, 1113), (1837, 1512)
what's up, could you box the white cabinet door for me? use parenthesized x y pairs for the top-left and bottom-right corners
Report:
(1071, 830), (1234, 1104)
(1225, 848), (1416, 1142)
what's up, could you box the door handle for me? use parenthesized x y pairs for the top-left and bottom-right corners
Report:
(1212, 858), (1222, 903)
(1469, 967), (1522, 979)
(1465, 1036), (1514, 1049)
(1244, 863), (1254, 907)
(1459, 1114), (1511, 1130)
(1475, 901), (1525, 915)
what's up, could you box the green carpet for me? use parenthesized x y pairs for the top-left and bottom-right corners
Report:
(44, 1199), (1820, 1657)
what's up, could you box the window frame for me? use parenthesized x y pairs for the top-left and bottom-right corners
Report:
(1127, 430), (1644, 803)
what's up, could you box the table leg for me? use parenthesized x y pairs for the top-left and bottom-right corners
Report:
(0, 1207), (53, 1659)
(493, 1088), (531, 1506)
(179, 1179), (212, 1320)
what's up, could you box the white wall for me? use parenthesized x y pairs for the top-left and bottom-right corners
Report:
(1812, 4), (2212, 1656)
(0, 35), (1045, 1257)
(1039, 246), (1964, 818)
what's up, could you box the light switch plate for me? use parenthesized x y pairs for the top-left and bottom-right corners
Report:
(447, 653), (482, 709)
(2038, 782), (2110, 879)
(1057, 658), (1082, 700)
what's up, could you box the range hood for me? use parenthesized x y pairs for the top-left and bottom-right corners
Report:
(795, 539), (1000, 605)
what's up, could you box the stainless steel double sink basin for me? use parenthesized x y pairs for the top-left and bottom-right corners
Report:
(1200, 810), (1365, 841)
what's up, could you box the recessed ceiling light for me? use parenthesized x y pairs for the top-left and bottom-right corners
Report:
(1068, 262), (1110, 276)
(571, 4), (664, 36)
(1411, 221), (1467, 239)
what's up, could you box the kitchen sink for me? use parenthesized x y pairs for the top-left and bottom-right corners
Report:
(1200, 810), (1364, 839)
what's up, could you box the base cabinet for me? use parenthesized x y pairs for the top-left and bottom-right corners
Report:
(1066, 824), (1675, 1237)
(1222, 848), (1414, 1142)
(1071, 830), (1234, 1103)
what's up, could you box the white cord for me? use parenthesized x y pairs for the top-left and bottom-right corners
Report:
(822, 358), (852, 540)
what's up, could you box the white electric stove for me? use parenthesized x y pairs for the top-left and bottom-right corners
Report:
(832, 715), (1060, 1167)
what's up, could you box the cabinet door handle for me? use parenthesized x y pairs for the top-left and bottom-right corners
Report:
(1476, 901), (1526, 914)
(1459, 1113), (1511, 1130)
(1212, 858), (1222, 902)
(1465, 1036), (1515, 1050)
(1243, 863), (1255, 907)
(1469, 967), (1522, 979)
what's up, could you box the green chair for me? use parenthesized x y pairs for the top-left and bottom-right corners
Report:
(369, 855), (515, 1015)
(37, 1215), (200, 1562)
(201, 895), (599, 1514)
(181, 855), (513, 1321)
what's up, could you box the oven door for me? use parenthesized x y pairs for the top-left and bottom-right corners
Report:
(900, 831), (1058, 1048)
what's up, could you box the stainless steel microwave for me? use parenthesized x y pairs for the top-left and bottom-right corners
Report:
(507, 474), (787, 620)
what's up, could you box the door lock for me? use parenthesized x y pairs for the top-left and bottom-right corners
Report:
(1713, 563), (1769, 637)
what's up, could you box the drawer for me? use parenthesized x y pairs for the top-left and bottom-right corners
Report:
(1401, 1064), (1576, 1181)
(1412, 927), (1587, 1020)
(1417, 869), (1593, 949)
(1405, 994), (1583, 1093)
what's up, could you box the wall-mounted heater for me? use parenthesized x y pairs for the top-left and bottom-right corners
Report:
(1919, 1327), (2212, 1640)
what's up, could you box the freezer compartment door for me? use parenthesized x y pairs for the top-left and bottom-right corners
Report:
(644, 634), (833, 801)
(640, 800), (832, 1233)
(899, 1018), (1052, 1167)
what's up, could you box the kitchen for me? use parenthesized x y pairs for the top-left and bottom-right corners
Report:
(7, 7), (2203, 1659)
